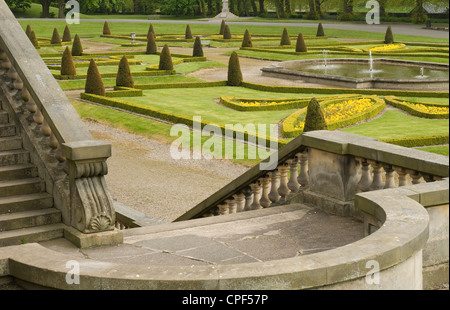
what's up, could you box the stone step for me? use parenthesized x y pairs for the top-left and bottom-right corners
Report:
(0, 136), (22, 152)
(0, 164), (36, 181)
(0, 223), (65, 247)
(0, 123), (16, 138)
(0, 111), (9, 124)
(0, 193), (54, 215)
(0, 178), (44, 198)
(0, 208), (61, 232)
(0, 149), (29, 166)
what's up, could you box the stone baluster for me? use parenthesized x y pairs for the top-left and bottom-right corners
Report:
(49, 131), (59, 150)
(394, 167), (410, 187)
(357, 159), (373, 192)
(410, 171), (423, 185)
(287, 158), (301, 193)
(297, 151), (309, 187)
(268, 170), (281, 204)
(40, 118), (52, 137)
(226, 198), (237, 214)
(249, 182), (262, 210)
(369, 161), (385, 191)
(383, 164), (396, 189)
(217, 202), (229, 215)
(242, 187), (253, 211)
(233, 192), (246, 213)
(422, 174), (435, 183)
(278, 163), (291, 201)
(259, 176), (272, 208)
(7, 66), (22, 94)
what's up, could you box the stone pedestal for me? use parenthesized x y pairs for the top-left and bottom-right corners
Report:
(215, 0), (239, 19)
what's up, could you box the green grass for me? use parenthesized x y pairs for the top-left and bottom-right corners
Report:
(341, 110), (449, 140)
(415, 145), (449, 156)
(397, 97), (449, 104)
(72, 99), (264, 166)
(18, 20), (449, 44)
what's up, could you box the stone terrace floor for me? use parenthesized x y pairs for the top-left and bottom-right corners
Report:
(39, 204), (364, 266)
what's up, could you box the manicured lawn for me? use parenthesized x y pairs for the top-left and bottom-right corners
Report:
(116, 86), (335, 137)
(340, 110), (449, 140)
(415, 145), (449, 156)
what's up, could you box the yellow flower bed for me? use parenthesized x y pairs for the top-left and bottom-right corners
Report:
(402, 102), (449, 115)
(294, 98), (377, 130)
(369, 44), (406, 52)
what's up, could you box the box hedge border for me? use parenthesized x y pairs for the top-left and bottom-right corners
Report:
(380, 135), (449, 147)
(80, 92), (286, 149)
(282, 95), (386, 138)
(384, 96), (449, 119)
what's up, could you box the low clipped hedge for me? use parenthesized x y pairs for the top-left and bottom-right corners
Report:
(380, 135), (449, 147)
(241, 81), (449, 98)
(106, 87), (143, 97)
(80, 92), (286, 148)
(385, 96), (449, 119)
(282, 95), (385, 138)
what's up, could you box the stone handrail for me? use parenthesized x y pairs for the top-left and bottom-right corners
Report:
(0, 0), (116, 235)
(176, 130), (449, 221)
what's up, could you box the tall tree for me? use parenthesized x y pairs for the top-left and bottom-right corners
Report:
(39, 0), (52, 18)
(5, 0), (32, 11)
(258, 0), (266, 15)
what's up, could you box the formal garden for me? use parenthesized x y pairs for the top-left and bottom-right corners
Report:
(19, 19), (449, 165)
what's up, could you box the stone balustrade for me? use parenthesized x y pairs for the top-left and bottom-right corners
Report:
(177, 131), (448, 222)
(0, 0), (119, 243)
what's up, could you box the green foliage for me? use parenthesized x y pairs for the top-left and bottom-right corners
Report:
(85, 59), (105, 96)
(147, 24), (155, 39)
(219, 19), (226, 35)
(159, 44), (174, 71)
(72, 34), (83, 56)
(185, 24), (193, 40)
(29, 30), (39, 48)
(50, 28), (61, 45)
(146, 32), (158, 54)
(193, 36), (204, 57)
(223, 25), (232, 40)
(227, 51), (243, 86)
(280, 28), (291, 46)
(103, 21), (111, 35)
(295, 33), (307, 53)
(60, 47), (76, 76)
(62, 25), (72, 42)
(25, 24), (32, 38)
(384, 96), (449, 119)
(381, 135), (449, 147)
(303, 98), (328, 133)
(316, 23), (325, 37)
(241, 29), (253, 48)
(116, 56), (134, 88)
(384, 26), (394, 44)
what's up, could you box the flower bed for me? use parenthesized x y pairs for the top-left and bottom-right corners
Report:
(385, 96), (449, 119)
(282, 95), (385, 137)
(366, 44), (406, 52)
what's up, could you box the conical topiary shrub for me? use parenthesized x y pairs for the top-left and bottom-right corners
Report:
(193, 36), (204, 57)
(241, 29), (253, 48)
(227, 51), (243, 86)
(60, 47), (76, 76)
(185, 24), (193, 40)
(29, 30), (39, 48)
(384, 26), (394, 44)
(223, 25), (232, 40)
(25, 25), (32, 38)
(146, 33), (158, 55)
(103, 21), (111, 35)
(116, 56), (134, 88)
(159, 44), (174, 71)
(303, 98), (328, 133)
(219, 19), (226, 35)
(280, 27), (291, 46)
(51, 28), (61, 45)
(85, 59), (105, 96)
(147, 24), (155, 39)
(62, 25), (72, 42)
(316, 23), (325, 37)
(295, 33), (307, 52)
(72, 34), (83, 56)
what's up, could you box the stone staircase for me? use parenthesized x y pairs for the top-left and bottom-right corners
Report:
(0, 101), (64, 247)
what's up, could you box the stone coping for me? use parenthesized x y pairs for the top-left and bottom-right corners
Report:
(0, 180), (440, 289)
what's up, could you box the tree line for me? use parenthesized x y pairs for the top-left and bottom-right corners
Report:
(5, 0), (447, 22)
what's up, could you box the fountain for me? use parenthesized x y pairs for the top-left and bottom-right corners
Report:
(369, 51), (373, 72)
(323, 49), (328, 68)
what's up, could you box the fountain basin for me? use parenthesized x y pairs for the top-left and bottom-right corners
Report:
(261, 58), (449, 90)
